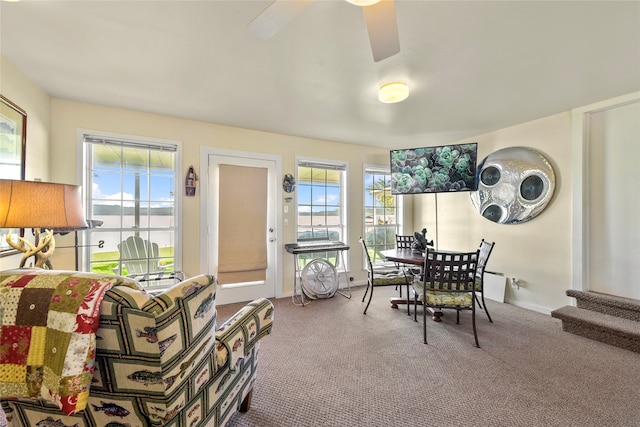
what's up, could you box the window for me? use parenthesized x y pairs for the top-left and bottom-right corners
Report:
(82, 134), (181, 288)
(296, 159), (347, 267)
(363, 165), (402, 264)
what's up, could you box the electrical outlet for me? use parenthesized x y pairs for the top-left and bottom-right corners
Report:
(284, 205), (288, 213)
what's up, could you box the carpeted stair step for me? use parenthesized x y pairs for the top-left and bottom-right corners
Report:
(566, 289), (640, 321)
(551, 305), (640, 353)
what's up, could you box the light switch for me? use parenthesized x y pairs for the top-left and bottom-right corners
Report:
(284, 206), (289, 213)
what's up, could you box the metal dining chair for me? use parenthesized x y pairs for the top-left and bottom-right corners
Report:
(394, 233), (433, 314)
(394, 234), (417, 300)
(474, 239), (496, 322)
(413, 249), (481, 347)
(395, 234), (414, 250)
(360, 238), (411, 315)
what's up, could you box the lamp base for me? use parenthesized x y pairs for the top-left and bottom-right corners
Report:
(5, 229), (55, 269)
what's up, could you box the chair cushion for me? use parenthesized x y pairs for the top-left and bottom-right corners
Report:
(424, 291), (473, 307)
(412, 282), (473, 307)
(372, 269), (408, 286)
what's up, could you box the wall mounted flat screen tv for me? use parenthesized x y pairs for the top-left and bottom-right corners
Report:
(390, 143), (478, 194)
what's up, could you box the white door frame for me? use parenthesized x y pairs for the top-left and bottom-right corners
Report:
(199, 147), (283, 303)
(571, 91), (640, 294)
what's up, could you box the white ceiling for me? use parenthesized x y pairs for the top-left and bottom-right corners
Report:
(1, 0), (638, 150)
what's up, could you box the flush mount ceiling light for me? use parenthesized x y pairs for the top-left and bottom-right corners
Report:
(345, 0), (381, 6)
(378, 82), (409, 103)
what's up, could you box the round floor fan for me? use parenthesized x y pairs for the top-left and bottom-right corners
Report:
(301, 259), (339, 299)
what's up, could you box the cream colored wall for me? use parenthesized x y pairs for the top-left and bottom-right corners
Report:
(0, 55), (52, 271)
(413, 113), (572, 313)
(49, 99), (390, 294)
(0, 53), (625, 313)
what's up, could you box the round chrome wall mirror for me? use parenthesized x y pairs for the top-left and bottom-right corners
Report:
(470, 147), (555, 224)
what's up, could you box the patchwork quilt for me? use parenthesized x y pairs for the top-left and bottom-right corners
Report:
(0, 269), (140, 415)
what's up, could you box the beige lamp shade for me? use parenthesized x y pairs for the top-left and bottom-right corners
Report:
(0, 179), (87, 230)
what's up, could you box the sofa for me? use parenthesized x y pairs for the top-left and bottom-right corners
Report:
(0, 268), (274, 427)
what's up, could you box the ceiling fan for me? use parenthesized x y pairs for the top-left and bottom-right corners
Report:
(247, 0), (400, 62)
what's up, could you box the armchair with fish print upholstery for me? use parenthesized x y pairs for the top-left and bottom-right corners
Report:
(0, 269), (274, 427)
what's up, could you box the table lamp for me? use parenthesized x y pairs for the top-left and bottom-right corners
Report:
(0, 179), (87, 269)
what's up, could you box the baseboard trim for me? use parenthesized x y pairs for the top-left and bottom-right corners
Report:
(506, 299), (552, 315)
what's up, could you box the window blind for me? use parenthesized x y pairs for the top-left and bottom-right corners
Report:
(84, 135), (177, 152)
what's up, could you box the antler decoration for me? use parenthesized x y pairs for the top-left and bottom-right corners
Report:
(6, 229), (55, 269)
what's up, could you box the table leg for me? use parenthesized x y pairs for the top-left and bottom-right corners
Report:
(427, 307), (443, 322)
(390, 296), (413, 309)
(390, 297), (442, 321)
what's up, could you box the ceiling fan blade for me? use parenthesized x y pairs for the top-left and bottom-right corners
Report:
(247, 0), (314, 40)
(362, 0), (401, 62)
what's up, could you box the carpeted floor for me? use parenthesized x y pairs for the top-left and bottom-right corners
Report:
(217, 286), (640, 427)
